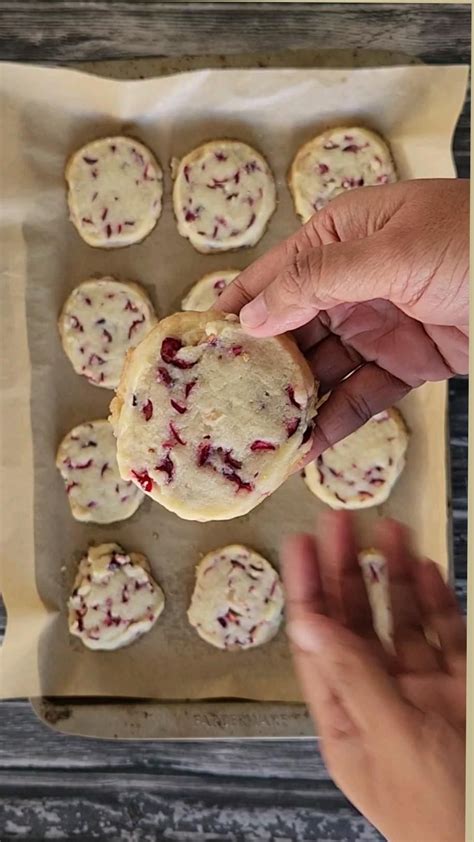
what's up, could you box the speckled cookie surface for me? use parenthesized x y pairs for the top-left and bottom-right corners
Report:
(110, 311), (317, 522)
(289, 126), (397, 222)
(304, 408), (408, 509)
(68, 543), (165, 650)
(66, 136), (163, 247)
(181, 270), (239, 312)
(187, 544), (284, 650)
(359, 548), (393, 649)
(56, 419), (144, 524)
(58, 276), (157, 389)
(172, 140), (276, 253)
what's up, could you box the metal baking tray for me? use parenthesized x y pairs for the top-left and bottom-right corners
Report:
(29, 48), (452, 741)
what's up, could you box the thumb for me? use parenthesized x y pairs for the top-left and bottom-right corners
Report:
(288, 614), (417, 737)
(240, 233), (393, 336)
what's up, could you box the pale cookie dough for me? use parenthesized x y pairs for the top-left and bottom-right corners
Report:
(172, 140), (276, 253)
(66, 136), (163, 247)
(303, 408), (408, 509)
(56, 419), (144, 524)
(187, 545), (284, 650)
(181, 270), (239, 312)
(59, 276), (157, 389)
(110, 311), (317, 522)
(289, 126), (397, 222)
(359, 549), (393, 650)
(68, 543), (165, 650)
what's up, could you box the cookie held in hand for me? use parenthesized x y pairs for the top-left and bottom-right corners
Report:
(110, 311), (318, 521)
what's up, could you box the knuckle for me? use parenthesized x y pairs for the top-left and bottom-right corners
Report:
(343, 389), (374, 427)
(280, 250), (319, 304)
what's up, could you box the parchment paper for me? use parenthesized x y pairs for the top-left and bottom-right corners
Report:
(0, 63), (468, 700)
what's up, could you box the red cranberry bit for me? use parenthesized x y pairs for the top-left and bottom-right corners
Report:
(388, 457), (393, 467)
(124, 220), (135, 226)
(226, 193), (239, 201)
(225, 608), (241, 623)
(335, 492), (347, 504)
(342, 144), (362, 153)
(286, 385), (301, 409)
(358, 491), (374, 501)
(377, 174), (389, 184)
(156, 454), (174, 483)
(89, 353), (105, 366)
(328, 466), (342, 478)
(211, 225), (219, 239)
(183, 165), (191, 183)
(81, 217), (93, 224)
(217, 616), (227, 628)
(131, 147), (145, 166)
(197, 442), (211, 466)
(244, 160), (259, 174)
(185, 380), (197, 398)
(185, 209), (198, 222)
(224, 451), (242, 470)
(66, 481), (79, 494)
(318, 163), (329, 175)
(222, 469), (253, 493)
(250, 440), (276, 452)
(369, 478), (386, 487)
(230, 345), (243, 356)
(83, 156), (98, 165)
(131, 469), (153, 492)
(81, 438), (97, 448)
(316, 456), (325, 485)
(142, 400), (153, 422)
(323, 141), (339, 150)
(87, 501), (97, 508)
(132, 394), (138, 406)
(215, 151), (228, 162)
(105, 610), (122, 627)
(105, 224), (112, 238)
(368, 563), (380, 583)
(103, 328), (113, 343)
(246, 213), (256, 230)
(110, 144), (117, 153)
(121, 586), (130, 604)
(92, 192), (98, 201)
(157, 367), (173, 387)
(84, 296), (92, 306)
(168, 422), (186, 446)
(230, 559), (246, 571)
(100, 462), (109, 477)
(161, 337), (197, 370)
(72, 458), (93, 470)
(286, 417), (300, 438)
(170, 399), (187, 415)
(101, 208), (108, 221)
(69, 315), (84, 332)
(96, 318), (105, 325)
(91, 169), (98, 179)
(128, 315), (145, 338)
(214, 279), (227, 291)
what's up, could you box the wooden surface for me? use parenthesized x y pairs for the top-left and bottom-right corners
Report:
(0, 3), (469, 841)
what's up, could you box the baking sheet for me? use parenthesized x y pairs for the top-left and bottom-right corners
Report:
(0, 62), (467, 701)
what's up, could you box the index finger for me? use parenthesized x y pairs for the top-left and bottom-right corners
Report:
(216, 216), (328, 314)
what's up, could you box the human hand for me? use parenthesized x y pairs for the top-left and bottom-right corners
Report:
(217, 179), (469, 454)
(283, 511), (466, 842)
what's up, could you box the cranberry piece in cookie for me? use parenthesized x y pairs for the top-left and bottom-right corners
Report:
(187, 545), (284, 650)
(58, 276), (157, 389)
(56, 419), (144, 523)
(66, 136), (163, 247)
(110, 311), (318, 521)
(68, 543), (165, 650)
(289, 126), (397, 222)
(359, 549), (393, 651)
(181, 269), (240, 312)
(303, 408), (409, 509)
(173, 140), (276, 253)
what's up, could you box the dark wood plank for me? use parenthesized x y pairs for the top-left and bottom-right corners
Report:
(0, 2), (471, 64)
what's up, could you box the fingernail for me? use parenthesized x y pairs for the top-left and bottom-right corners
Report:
(240, 295), (268, 328)
(287, 619), (325, 653)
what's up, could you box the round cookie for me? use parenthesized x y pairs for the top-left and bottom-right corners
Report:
(359, 548), (393, 649)
(56, 419), (144, 524)
(289, 126), (397, 222)
(68, 543), (165, 650)
(303, 408), (408, 509)
(66, 136), (163, 247)
(110, 311), (317, 522)
(172, 140), (276, 253)
(187, 545), (284, 650)
(181, 270), (239, 312)
(59, 276), (157, 389)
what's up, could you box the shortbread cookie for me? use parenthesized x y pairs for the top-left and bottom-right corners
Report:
(59, 276), (157, 389)
(56, 419), (144, 523)
(359, 549), (393, 650)
(187, 545), (284, 650)
(110, 311), (317, 522)
(172, 140), (276, 253)
(182, 270), (239, 312)
(68, 543), (164, 650)
(66, 136), (163, 247)
(303, 408), (408, 509)
(289, 126), (397, 222)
